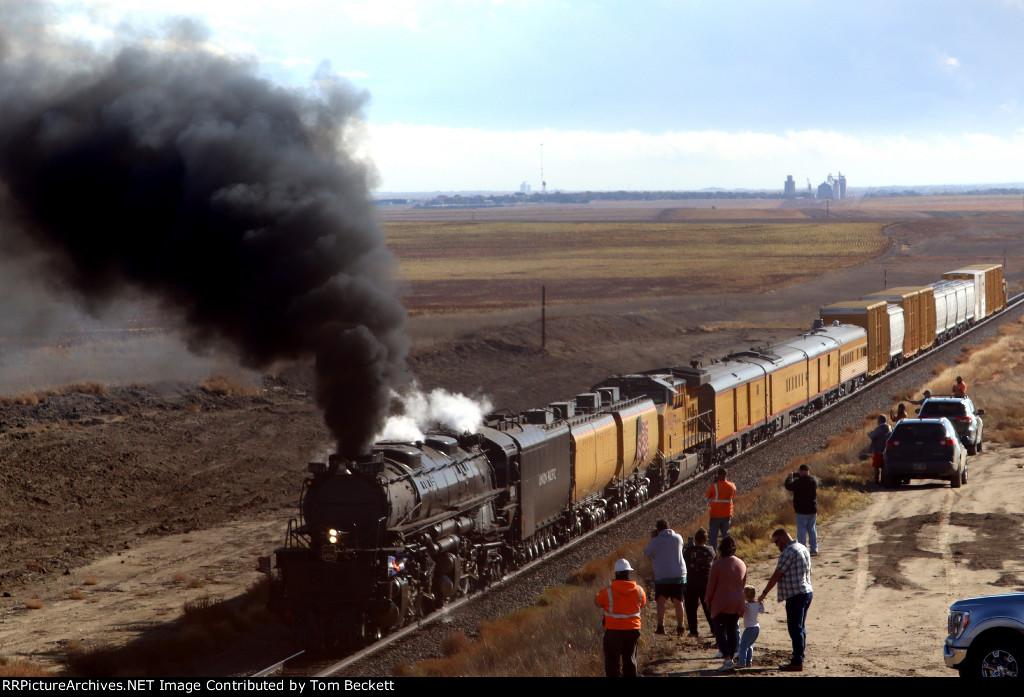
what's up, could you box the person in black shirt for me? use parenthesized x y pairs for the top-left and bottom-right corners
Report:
(682, 527), (716, 637)
(784, 464), (819, 554)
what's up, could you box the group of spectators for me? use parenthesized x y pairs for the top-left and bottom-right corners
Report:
(596, 466), (817, 676)
(595, 382), (964, 676)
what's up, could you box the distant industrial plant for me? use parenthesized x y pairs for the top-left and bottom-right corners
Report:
(784, 173), (847, 199)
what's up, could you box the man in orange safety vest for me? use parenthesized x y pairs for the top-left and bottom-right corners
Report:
(705, 467), (736, 551)
(595, 558), (648, 677)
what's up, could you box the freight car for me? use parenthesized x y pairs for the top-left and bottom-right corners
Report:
(268, 264), (1007, 650)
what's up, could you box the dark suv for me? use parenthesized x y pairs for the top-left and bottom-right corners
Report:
(917, 397), (985, 455)
(883, 418), (967, 488)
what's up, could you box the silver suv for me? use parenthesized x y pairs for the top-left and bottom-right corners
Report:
(945, 593), (1024, 677)
(917, 397), (985, 455)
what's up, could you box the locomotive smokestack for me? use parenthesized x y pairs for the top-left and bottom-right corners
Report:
(0, 8), (408, 457)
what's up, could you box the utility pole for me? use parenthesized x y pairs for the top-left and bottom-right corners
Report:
(541, 285), (546, 349)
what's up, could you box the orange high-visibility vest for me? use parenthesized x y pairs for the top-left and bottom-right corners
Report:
(706, 480), (736, 518)
(595, 580), (647, 630)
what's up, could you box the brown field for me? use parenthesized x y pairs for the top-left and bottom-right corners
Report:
(386, 221), (889, 313)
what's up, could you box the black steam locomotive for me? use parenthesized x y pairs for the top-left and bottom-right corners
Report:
(268, 384), (700, 649)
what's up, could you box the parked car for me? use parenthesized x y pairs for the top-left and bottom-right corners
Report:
(883, 418), (967, 488)
(945, 593), (1024, 677)
(916, 396), (985, 455)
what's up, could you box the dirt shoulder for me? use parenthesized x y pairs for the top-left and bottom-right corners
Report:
(646, 443), (1024, 677)
(0, 517), (290, 673)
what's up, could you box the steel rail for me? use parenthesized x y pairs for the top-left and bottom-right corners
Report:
(251, 649), (306, 677)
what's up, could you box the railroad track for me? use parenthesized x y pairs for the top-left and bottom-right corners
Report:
(253, 292), (1024, 677)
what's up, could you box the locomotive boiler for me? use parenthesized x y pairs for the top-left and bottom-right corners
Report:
(270, 435), (509, 648)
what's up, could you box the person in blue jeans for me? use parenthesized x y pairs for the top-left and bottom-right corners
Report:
(737, 585), (764, 668)
(758, 528), (813, 672)
(784, 464), (819, 554)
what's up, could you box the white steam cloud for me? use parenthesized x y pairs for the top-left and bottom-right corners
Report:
(378, 383), (492, 442)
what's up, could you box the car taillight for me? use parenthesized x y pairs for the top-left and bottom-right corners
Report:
(939, 438), (955, 447)
(887, 440), (899, 448)
(955, 416), (972, 422)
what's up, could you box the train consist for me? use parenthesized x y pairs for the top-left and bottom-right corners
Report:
(268, 263), (1006, 649)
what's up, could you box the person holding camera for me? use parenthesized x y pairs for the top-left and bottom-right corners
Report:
(784, 464), (819, 555)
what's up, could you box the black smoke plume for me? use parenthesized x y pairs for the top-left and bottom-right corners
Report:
(0, 9), (409, 458)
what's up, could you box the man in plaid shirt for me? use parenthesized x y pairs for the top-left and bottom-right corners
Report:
(758, 528), (812, 672)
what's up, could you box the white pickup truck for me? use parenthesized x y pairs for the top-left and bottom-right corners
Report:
(945, 593), (1024, 677)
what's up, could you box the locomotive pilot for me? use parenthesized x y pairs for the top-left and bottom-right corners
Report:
(595, 558), (647, 677)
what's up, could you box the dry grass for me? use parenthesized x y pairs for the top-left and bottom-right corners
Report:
(171, 572), (205, 589)
(849, 194), (1024, 212)
(24, 598), (43, 610)
(82, 576), (98, 586)
(385, 221), (888, 313)
(0, 382), (108, 406)
(397, 585), (605, 677)
(199, 373), (260, 397)
(0, 657), (53, 677)
(922, 317), (1024, 445)
(67, 589), (86, 600)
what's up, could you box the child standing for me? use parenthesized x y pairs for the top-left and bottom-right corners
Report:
(738, 585), (764, 668)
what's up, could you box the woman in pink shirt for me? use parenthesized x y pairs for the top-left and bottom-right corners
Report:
(704, 536), (747, 670)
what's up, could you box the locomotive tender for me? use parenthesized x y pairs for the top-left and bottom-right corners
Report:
(269, 264), (1006, 649)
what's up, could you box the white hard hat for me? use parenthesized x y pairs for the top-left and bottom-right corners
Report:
(613, 558), (633, 573)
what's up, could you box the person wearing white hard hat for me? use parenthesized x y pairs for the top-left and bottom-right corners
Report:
(595, 558), (647, 677)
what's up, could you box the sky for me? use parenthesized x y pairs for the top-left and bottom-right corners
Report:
(32, 0), (1024, 192)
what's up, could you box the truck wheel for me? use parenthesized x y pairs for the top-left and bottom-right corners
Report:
(966, 441), (977, 456)
(951, 470), (962, 488)
(965, 635), (1024, 677)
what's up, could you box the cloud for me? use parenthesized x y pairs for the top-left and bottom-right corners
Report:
(942, 52), (961, 69)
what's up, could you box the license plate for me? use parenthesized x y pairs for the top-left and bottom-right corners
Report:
(913, 462), (928, 471)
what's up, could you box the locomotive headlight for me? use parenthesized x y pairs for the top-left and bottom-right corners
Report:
(328, 529), (339, 544)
